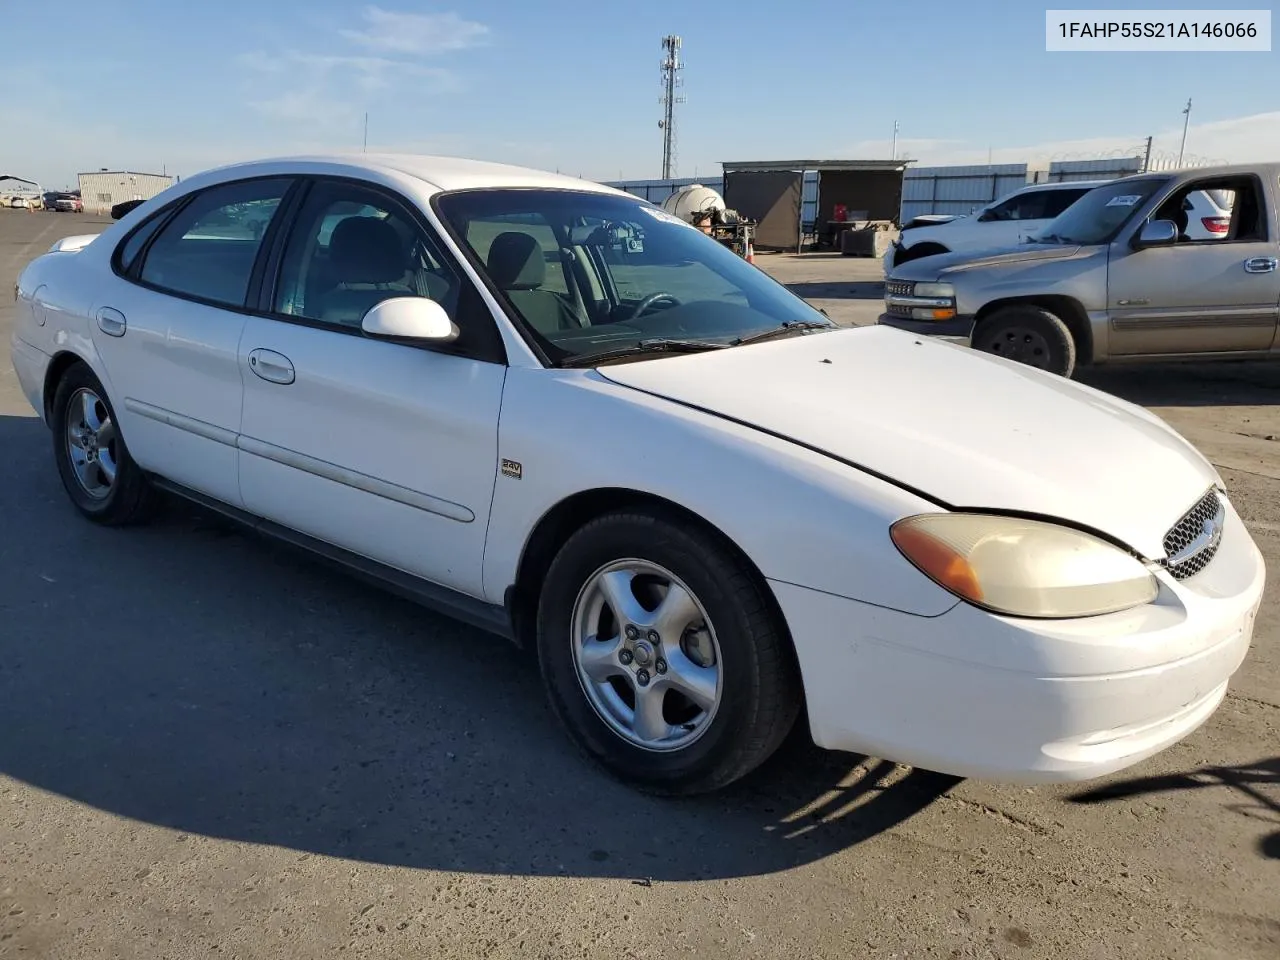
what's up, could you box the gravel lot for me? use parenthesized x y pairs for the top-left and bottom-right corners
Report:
(1, 211), (1276, 960)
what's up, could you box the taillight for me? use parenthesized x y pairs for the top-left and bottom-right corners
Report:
(1202, 217), (1230, 234)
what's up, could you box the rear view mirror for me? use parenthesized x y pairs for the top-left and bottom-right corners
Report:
(361, 297), (459, 343)
(1136, 220), (1178, 248)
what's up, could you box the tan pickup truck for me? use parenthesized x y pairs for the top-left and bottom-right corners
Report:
(878, 163), (1280, 378)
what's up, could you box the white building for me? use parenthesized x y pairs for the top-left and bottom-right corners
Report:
(77, 170), (174, 214)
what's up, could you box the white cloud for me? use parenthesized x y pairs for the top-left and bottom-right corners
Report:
(834, 111), (1280, 169)
(339, 6), (488, 55)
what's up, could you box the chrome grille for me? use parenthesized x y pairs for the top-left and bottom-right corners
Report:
(885, 280), (913, 297)
(1161, 488), (1226, 580)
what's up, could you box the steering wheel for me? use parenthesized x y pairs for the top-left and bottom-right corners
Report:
(628, 292), (682, 322)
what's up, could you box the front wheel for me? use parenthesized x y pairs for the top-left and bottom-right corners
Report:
(536, 509), (802, 796)
(972, 305), (1077, 378)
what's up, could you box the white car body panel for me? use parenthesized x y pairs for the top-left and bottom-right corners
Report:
(597, 326), (1218, 560)
(9, 153), (1266, 787)
(236, 315), (506, 597)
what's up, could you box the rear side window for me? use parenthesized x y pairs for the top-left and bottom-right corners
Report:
(116, 213), (169, 274)
(134, 178), (292, 308)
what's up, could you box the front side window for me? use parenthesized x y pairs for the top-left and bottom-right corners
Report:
(136, 178), (291, 307)
(1154, 177), (1262, 244)
(435, 188), (829, 365)
(272, 181), (459, 329)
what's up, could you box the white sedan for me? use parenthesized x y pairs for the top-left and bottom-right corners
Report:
(10, 154), (1265, 795)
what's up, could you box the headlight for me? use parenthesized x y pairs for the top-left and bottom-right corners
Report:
(912, 282), (954, 298)
(890, 513), (1157, 619)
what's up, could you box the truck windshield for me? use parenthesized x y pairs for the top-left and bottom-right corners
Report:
(433, 188), (831, 365)
(1031, 178), (1167, 246)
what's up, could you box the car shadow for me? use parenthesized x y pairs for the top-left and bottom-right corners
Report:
(1066, 758), (1280, 860)
(1076, 361), (1280, 409)
(0, 413), (958, 882)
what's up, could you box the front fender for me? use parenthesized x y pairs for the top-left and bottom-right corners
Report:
(484, 367), (959, 618)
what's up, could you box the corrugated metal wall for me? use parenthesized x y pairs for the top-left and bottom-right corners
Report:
(900, 164), (1028, 220)
(608, 155), (1147, 227)
(77, 172), (174, 213)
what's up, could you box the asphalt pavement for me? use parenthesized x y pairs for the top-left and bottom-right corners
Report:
(1, 211), (1277, 959)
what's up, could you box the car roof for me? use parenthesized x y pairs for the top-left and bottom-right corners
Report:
(183, 153), (629, 198)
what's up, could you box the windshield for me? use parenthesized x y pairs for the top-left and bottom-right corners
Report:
(1029, 177), (1167, 246)
(434, 189), (830, 364)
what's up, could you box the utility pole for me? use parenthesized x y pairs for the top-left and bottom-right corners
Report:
(1177, 98), (1191, 167)
(363, 113), (369, 153)
(891, 120), (898, 160)
(1142, 135), (1153, 172)
(659, 35), (684, 179)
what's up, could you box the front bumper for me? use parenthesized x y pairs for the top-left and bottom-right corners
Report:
(772, 499), (1265, 783)
(877, 311), (975, 339)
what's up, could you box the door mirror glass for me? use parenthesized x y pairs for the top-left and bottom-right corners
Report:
(361, 297), (459, 343)
(1137, 219), (1178, 248)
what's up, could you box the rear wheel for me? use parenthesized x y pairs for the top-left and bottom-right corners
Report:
(973, 305), (1076, 378)
(51, 363), (156, 525)
(536, 509), (801, 796)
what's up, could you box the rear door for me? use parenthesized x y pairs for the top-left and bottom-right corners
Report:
(1107, 173), (1279, 357)
(91, 177), (297, 506)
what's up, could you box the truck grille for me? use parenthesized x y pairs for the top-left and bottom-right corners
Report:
(1161, 488), (1226, 580)
(885, 280), (913, 297)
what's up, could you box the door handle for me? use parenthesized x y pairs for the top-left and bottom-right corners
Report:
(1243, 257), (1278, 274)
(247, 348), (296, 385)
(95, 306), (127, 337)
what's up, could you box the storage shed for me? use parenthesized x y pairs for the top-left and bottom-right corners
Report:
(77, 170), (174, 214)
(720, 159), (911, 251)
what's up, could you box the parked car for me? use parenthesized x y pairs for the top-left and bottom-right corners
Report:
(884, 181), (1108, 275)
(51, 193), (83, 213)
(878, 164), (1279, 379)
(8, 194), (39, 210)
(11, 155), (1264, 795)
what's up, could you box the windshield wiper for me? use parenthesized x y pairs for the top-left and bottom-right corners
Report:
(558, 338), (730, 368)
(730, 319), (835, 347)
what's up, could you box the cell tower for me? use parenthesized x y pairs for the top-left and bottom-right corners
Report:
(659, 35), (684, 179)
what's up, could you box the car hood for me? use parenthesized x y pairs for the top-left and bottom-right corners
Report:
(891, 242), (1097, 279)
(597, 326), (1217, 559)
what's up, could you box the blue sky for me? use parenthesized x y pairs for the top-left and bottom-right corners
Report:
(5, 0), (1277, 189)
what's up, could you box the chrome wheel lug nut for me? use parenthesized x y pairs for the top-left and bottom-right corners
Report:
(655, 659), (667, 675)
(646, 630), (660, 644)
(636, 669), (650, 686)
(619, 649), (634, 665)
(625, 625), (639, 641)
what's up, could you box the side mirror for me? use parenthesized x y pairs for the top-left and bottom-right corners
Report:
(361, 297), (459, 344)
(1135, 219), (1178, 248)
(976, 210), (996, 223)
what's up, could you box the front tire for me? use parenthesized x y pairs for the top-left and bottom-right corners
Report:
(51, 362), (156, 525)
(972, 304), (1077, 378)
(536, 509), (801, 796)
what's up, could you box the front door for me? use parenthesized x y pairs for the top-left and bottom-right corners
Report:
(236, 177), (508, 597)
(90, 176), (295, 506)
(1107, 173), (1280, 357)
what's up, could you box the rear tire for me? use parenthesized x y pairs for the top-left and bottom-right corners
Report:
(536, 508), (802, 796)
(51, 362), (157, 525)
(972, 305), (1076, 378)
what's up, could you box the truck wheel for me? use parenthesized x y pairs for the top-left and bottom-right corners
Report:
(536, 508), (801, 796)
(973, 305), (1076, 378)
